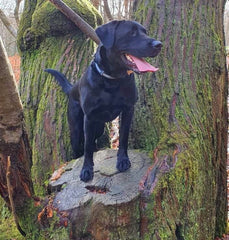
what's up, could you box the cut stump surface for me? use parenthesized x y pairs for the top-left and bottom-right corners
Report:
(48, 149), (152, 239)
(49, 149), (152, 211)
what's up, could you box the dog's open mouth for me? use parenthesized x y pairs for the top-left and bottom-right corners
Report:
(122, 54), (159, 73)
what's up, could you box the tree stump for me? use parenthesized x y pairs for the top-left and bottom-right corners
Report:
(48, 149), (152, 239)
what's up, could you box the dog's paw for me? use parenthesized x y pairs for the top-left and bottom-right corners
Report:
(116, 157), (131, 172)
(80, 166), (94, 182)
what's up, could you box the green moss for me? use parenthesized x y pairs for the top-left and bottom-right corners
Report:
(18, 0), (102, 52)
(0, 198), (42, 240)
(1, 196), (70, 240)
(0, 198), (24, 240)
(37, 211), (69, 240)
(17, 0), (37, 53)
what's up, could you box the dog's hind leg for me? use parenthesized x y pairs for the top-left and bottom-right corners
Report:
(68, 97), (84, 159)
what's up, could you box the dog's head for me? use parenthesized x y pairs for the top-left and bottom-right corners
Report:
(95, 20), (162, 74)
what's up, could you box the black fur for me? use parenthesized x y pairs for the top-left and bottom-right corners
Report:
(45, 20), (162, 182)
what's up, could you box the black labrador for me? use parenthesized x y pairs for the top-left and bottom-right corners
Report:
(45, 20), (162, 182)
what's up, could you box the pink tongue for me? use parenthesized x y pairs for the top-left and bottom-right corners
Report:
(129, 55), (159, 72)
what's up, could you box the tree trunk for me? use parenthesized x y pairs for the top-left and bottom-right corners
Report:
(48, 149), (152, 240)
(17, 0), (102, 196)
(0, 37), (34, 236)
(129, 0), (227, 239)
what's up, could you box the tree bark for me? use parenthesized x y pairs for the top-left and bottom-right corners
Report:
(0, 37), (33, 236)
(129, 0), (227, 239)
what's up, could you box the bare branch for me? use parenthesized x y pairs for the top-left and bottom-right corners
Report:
(103, 0), (113, 21)
(49, 0), (100, 44)
(0, 8), (17, 38)
(14, 0), (22, 26)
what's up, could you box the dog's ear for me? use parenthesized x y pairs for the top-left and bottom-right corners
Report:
(95, 21), (121, 49)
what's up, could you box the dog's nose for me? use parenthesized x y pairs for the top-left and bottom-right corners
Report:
(152, 40), (163, 49)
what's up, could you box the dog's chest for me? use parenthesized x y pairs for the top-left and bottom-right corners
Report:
(82, 84), (137, 122)
(91, 91), (125, 121)
(99, 89), (125, 107)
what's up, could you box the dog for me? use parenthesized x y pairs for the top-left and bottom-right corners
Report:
(45, 20), (162, 182)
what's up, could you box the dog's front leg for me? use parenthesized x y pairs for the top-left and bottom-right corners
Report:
(116, 106), (134, 172)
(80, 116), (95, 182)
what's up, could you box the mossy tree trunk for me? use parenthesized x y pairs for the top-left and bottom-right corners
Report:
(129, 0), (227, 239)
(17, 0), (102, 196)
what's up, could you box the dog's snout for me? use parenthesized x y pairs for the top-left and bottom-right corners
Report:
(152, 40), (163, 49)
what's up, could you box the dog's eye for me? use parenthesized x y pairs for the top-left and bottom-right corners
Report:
(130, 29), (137, 37)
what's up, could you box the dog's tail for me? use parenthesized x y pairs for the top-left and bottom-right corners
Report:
(45, 69), (73, 95)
